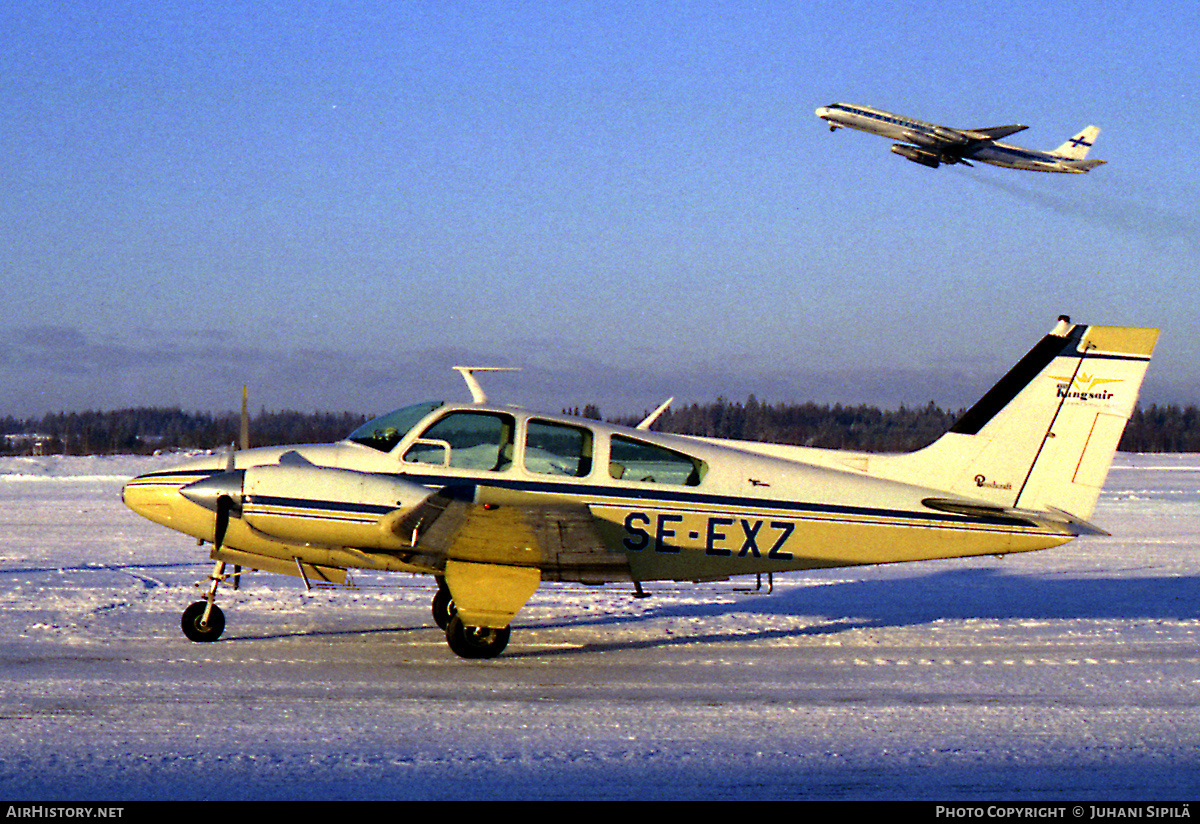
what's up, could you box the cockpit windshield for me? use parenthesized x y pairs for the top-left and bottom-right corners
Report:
(346, 401), (444, 452)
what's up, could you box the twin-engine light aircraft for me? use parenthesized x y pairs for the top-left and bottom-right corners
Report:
(123, 317), (1157, 658)
(815, 102), (1105, 173)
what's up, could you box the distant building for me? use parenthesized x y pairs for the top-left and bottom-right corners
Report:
(3, 433), (52, 455)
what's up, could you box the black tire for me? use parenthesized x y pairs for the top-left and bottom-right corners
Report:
(181, 601), (225, 643)
(445, 615), (510, 659)
(431, 587), (456, 630)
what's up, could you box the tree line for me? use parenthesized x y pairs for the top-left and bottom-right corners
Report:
(0, 408), (370, 456)
(618, 396), (962, 452)
(2, 399), (1198, 456)
(626, 398), (1200, 453)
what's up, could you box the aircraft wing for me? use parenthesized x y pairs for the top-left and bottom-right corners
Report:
(964, 124), (1028, 141)
(384, 486), (629, 628)
(903, 123), (1028, 152)
(387, 485), (629, 585)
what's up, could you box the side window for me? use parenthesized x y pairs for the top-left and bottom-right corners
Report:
(523, 420), (593, 477)
(402, 412), (515, 471)
(608, 435), (706, 486)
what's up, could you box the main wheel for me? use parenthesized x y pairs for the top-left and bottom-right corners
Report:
(181, 601), (225, 642)
(431, 586), (456, 630)
(445, 615), (510, 659)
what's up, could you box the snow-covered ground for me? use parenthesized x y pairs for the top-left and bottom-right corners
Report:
(1, 452), (1197, 800)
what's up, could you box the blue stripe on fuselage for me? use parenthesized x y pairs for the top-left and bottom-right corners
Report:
(134, 466), (1033, 531)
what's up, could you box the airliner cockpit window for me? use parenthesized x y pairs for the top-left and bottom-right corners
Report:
(403, 411), (516, 471)
(608, 435), (706, 486)
(347, 401), (444, 453)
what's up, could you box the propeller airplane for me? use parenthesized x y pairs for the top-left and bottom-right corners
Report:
(122, 316), (1158, 659)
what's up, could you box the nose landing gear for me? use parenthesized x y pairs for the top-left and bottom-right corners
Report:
(181, 560), (231, 642)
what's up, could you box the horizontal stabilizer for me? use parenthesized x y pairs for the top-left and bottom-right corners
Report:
(922, 498), (1111, 536)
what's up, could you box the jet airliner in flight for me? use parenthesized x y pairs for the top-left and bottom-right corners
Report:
(815, 103), (1104, 173)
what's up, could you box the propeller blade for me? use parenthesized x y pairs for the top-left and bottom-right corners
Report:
(214, 494), (232, 551)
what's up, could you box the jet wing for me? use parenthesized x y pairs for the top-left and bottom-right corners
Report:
(903, 124), (1028, 151)
(964, 124), (1028, 141)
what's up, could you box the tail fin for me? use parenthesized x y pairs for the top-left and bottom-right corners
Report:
(884, 316), (1158, 523)
(1054, 126), (1100, 159)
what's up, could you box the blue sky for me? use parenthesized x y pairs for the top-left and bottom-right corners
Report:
(3, 2), (1197, 420)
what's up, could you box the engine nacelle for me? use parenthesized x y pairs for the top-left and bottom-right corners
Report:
(890, 143), (941, 168)
(240, 465), (435, 549)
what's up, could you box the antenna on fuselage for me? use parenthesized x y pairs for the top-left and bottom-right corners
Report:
(452, 366), (520, 403)
(636, 397), (674, 430)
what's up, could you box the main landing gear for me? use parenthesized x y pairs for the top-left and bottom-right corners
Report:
(431, 578), (456, 630)
(445, 617), (510, 659)
(432, 577), (511, 659)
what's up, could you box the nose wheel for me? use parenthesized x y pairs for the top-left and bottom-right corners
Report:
(181, 600), (225, 642)
(181, 560), (230, 642)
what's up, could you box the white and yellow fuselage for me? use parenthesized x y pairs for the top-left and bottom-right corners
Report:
(122, 318), (1157, 656)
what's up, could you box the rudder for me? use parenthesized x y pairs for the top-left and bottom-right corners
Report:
(881, 317), (1158, 523)
(1011, 322), (1158, 519)
(1054, 126), (1100, 159)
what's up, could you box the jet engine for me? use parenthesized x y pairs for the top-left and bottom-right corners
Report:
(181, 465), (436, 550)
(890, 143), (942, 168)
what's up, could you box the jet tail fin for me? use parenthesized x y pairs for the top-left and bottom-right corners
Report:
(880, 316), (1158, 524)
(1054, 126), (1100, 159)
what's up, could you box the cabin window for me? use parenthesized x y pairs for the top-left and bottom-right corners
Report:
(523, 420), (593, 477)
(608, 435), (706, 486)
(403, 411), (515, 471)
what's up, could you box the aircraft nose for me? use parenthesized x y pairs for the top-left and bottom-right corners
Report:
(180, 470), (245, 514)
(122, 470), (190, 527)
(122, 471), (170, 514)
